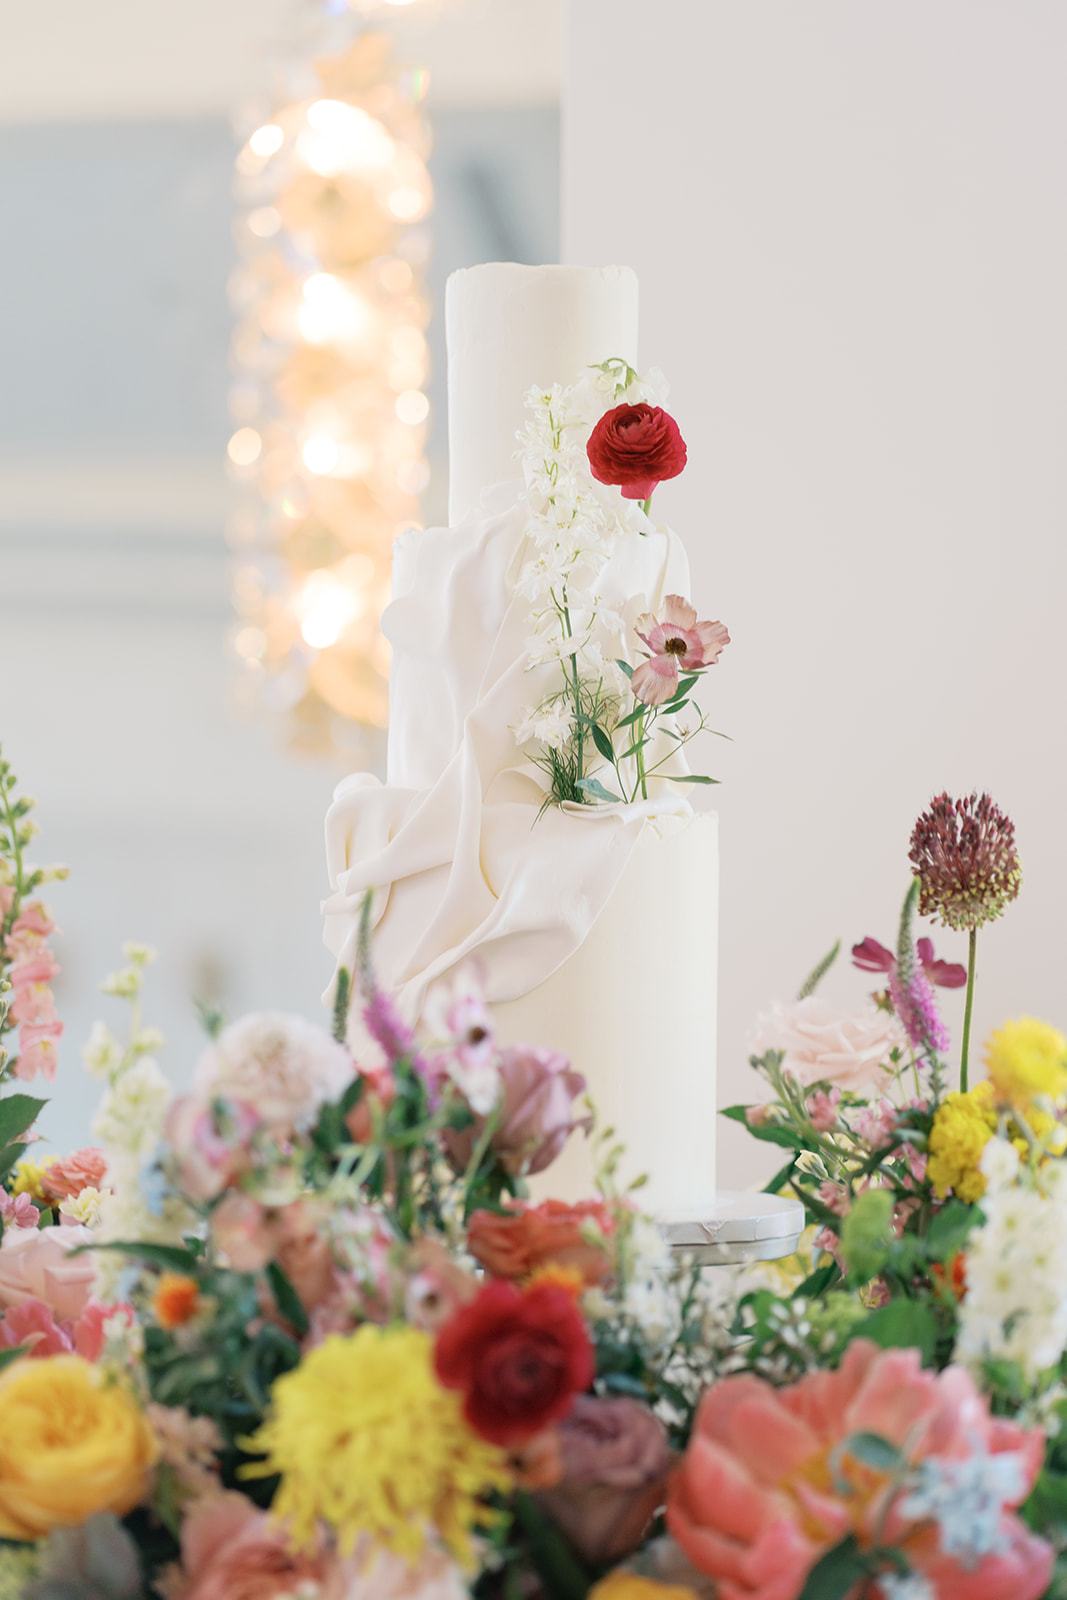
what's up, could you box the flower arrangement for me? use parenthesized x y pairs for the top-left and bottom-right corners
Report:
(3, 754), (1067, 1600)
(512, 362), (729, 810)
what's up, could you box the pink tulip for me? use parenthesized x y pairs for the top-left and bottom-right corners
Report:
(14, 1019), (63, 1081)
(631, 595), (730, 706)
(668, 1339), (1052, 1600)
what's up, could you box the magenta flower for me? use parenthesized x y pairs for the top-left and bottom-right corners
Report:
(852, 935), (966, 989)
(631, 595), (730, 707)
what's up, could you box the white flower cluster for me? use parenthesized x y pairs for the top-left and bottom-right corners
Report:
(84, 949), (195, 1298)
(510, 361), (666, 759)
(955, 1139), (1067, 1380)
(900, 1447), (1027, 1564)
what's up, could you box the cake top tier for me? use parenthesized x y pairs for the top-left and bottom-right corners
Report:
(445, 262), (639, 524)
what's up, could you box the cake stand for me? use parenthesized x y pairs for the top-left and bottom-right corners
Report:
(659, 1191), (806, 1266)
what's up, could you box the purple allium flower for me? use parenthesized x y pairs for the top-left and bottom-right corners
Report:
(908, 792), (1022, 932)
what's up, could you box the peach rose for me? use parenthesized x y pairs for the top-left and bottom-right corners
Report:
(537, 1397), (674, 1565)
(468, 1199), (615, 1285)
(748, 997), (907, 1092)
(40, 1147), (108, 1203)
(166, 1492), (329, 1600)
(0, 1222), (96, 1321)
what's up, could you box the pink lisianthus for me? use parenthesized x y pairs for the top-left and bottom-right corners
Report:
(667, 1339), (1052, 1600)
(0, 1220), (96, 1320)
(14, 1019), (63, 1081)
(40, 1146), (108, 1203)
(806, 1089), (840, 1132)
(748, 997), (906, 1093)
(442, 1044), (589, 1178)
(631, 596), (730, 707)
(164, 1095), (260, 1202)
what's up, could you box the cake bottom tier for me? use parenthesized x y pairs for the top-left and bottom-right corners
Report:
(492, 812), (719, 1216)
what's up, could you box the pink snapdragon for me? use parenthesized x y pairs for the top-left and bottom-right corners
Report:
(631, 595), (730, 706)
(14, 1019), (63, 1081)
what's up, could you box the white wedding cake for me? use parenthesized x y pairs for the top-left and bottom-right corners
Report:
(324, 263), (718, 1215)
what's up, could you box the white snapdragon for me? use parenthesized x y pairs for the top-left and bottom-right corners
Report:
(955, 1144), (1067, 1380)
(92, 1055), (172, 1165)
(81, 1019), (124, 1079)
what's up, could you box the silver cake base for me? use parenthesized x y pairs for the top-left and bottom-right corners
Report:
(658, 1191), (806, 1267)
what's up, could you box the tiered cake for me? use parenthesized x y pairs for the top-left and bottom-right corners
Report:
(324, 263), (718, 1215)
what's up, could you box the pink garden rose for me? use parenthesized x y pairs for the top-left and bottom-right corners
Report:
(0, 1221), (96, 1320)
(193, 1013), (353, 1132)
(748, 997), (907, 1092)
(631, 596), (730, 707)
(443, 1044), (589, 1178)
(667, 1339), (1052, 1600)
(537, 1396), (674, 1565)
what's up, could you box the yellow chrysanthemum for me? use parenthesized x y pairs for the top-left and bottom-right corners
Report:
(927, 1083), (998, 1202)
(590, 1573), (700, 1600)
(985, 1017), (1067, 1109)
(10, 1154), (59, 1204)
(242, 1324), (511, 1565)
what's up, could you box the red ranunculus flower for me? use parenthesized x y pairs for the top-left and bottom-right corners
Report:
(586, 403), (687, 501)
(434, 1279), (594, 1447)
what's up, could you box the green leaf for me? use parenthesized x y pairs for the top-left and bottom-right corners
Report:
(0, 1343), (28, 1373)
(0, 1142), (26, 1182)
(513, 1492), (591, 1600)
(266, 1260), (310, 1338)
(667, 773), (720, 785)
(794, 1260), (842, 1300)
(613, 706), (644, 732)
(661, 697), (690, 716)
(762, 1154), (799, 1195)
(926, 1198), (980, 1262)
(613, 658), (634, 679)
(0, 1094), (47, 1147)
(576, 777), (622, 804)
(841, 1431), (901, 1473)
(675, 673), (701, 698)
(860, 1298), (938, 1364)
(591, 724), (616, 763)
(796, 1535), (869, 1600)
(85, 1241), (203, 1274)
(720, 1104), (803, 1151)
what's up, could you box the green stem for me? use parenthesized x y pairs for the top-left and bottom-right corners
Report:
(640, 496), (653, 519)
(960, 927), (978, 1093)
(633, 708), (648, 801)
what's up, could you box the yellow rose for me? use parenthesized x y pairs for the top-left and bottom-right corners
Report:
(590, 1573), (700, 1600)
(0, 1356), (158, 1540)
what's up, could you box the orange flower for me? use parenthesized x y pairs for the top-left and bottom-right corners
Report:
(153, 1273), (201, 1329)
(527, 1263), (586, 1300)
(467, 1199), (615, 1286)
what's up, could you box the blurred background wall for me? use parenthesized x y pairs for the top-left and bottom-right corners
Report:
(566, 0), (1067, 1187)
(0, 0), (560, 1151)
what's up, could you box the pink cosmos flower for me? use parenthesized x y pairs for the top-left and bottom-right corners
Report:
(14, 1019), (63, 1081)
(667, 1339), (1052, 1600)
(631, 596), (730, 707)
(852, 935), (967, 989)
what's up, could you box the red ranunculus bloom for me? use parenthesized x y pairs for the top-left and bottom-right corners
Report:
(586, 403), (687, 501)
(434, 1279), (594, 1447)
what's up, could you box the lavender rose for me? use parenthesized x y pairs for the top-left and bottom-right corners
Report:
(442, 1045), (590, 1178)
(535, 1396), (673, 1565)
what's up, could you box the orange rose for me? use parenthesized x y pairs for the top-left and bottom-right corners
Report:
(467, 1199), (614, 1285)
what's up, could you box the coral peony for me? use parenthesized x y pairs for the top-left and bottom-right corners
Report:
(0, 1221), (96, 1321)
(631, 597), (730, 707)
(748, 997), (906, 1092)
(194, 1012), (353, 1131)
(40, 1146), (108, 1203)
(667, 1339), (1051, 1600)
(468, 1198), (615, 1285)
(435, 1278), (594, 1447)
(537, 1396), (673, 1565)
(587, 402), (687, 501)
(443, 1045), (589, 1178)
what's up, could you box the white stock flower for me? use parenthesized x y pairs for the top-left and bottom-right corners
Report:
(980, 1135), (1020, 1191)
(60, 1186), (105, 1227)
(956, 1163), (1067, 1379)
(82, 1020), (124, 1079)
(92, 1057), (171, 1163)
(101, 966), (142, 1000)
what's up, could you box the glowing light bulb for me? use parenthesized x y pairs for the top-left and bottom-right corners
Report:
(227, 428), (262, 466)
(298, 570), (359, 649)
(249, 124), (284, 157)
(302, 436), (340, 475)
